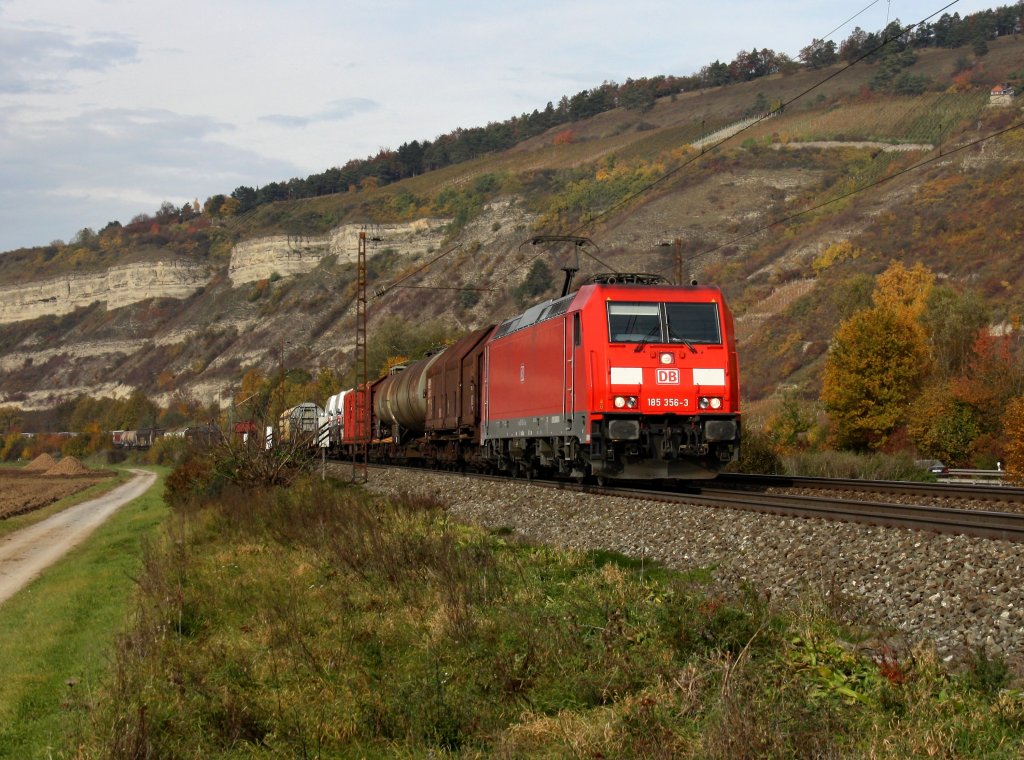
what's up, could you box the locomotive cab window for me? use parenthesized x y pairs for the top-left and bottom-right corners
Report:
(665, 302), (721, 344)
(607, 301), (722, 345)
(608, 303), (661, 342)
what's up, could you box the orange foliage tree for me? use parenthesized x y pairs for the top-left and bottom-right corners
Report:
(871, 261), (933, 318)
(821, 305), (931, 450)
(553, 129), (576, 145)
(822, 262), (935, 450)
(951, 333), (1024, 436)
(1004, 397), (1024, 484)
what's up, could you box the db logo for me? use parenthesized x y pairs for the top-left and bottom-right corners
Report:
(656, 368), (680, 385)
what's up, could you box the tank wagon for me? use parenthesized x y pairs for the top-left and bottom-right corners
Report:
(331, 273), (740, 480)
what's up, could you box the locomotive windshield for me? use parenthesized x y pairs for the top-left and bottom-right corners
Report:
(665, 302), (721, 344)
(608, 302), (721, 345)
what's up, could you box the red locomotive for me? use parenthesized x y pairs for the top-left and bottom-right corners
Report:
(332, 273), (739, 480)
(483, 273), (740, 479)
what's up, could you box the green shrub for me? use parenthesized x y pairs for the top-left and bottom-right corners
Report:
(728, 428), (785, 475)
(145, 435), (189, 467)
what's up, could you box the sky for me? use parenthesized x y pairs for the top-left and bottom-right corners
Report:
(0, 0), (1004, 253)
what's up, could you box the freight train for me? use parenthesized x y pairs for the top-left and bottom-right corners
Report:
(308, 272), (740, 481)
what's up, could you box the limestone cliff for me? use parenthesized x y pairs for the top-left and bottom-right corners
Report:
(0, 259), (209, 325)
(0, 202), (538, 411)
(228, 218), (452, 285)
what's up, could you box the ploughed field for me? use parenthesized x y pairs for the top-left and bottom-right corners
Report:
(0, 468), (110, 519)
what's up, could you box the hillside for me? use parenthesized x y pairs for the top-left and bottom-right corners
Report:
(0, 37), (1022, 422)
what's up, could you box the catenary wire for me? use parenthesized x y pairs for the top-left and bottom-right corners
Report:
(689, 117), (1024, 263)
(376, 0), (965, 297)
(563, 0), (962, 238)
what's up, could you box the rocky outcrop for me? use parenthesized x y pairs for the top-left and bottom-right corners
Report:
(0, 217), (456, 324)
(0, 260), (209, 325)
(228, 218), (453, 285)
(227, 234), (333, 285)
(0, 205), (528, 409)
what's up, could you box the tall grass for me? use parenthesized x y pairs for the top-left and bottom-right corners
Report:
(72, 475), (1024, 758)
(783, 450), (933, 480)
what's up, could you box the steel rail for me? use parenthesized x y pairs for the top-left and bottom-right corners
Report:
(716, 473), (1024, 503)
(546, 480), (1024, 543)
(681, 489), (1024, 542)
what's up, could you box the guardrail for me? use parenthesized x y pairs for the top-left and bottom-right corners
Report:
(941, 469), (1005, 485)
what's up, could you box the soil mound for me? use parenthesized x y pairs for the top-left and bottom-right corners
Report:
(24, 453), (58, 471)
(46, 456), (92, 476)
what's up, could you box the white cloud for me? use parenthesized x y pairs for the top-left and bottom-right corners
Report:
(0, 25), (136, 94)
(260, 97), (381, 128)
(0, 0), (1006, 251)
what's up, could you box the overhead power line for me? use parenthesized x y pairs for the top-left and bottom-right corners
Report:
(565, 0), (963, 237)
(372, 1), (970, 298)
(821, 0), (883, 43)
(690, 117), (1024, 263)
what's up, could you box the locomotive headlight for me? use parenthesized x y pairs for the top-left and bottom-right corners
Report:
(659, 352), (674, 365)
(626, 396), (638, 409)
(710, 397), (722, 409)
(614, 396), (627, 409)
(699, 397), (710, 409)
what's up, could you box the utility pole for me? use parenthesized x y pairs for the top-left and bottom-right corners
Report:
(657, 237), (686, 285)
(673, 237), (683, 286)
(353, 230), (369, 483)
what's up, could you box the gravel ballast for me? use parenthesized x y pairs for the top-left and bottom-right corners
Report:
(360, 467), (1024, 671)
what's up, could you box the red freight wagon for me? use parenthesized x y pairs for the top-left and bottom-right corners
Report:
(482, 275), (740, 480)
(425, 325), (496, 437)
(342, 376), (387, 446)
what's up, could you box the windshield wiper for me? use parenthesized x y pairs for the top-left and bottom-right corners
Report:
(633, 324), (662, 352)
(668, 327), (698, 354)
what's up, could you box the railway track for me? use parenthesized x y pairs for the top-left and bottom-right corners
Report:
(334, 462), (1024, 543)
(532, 477), (1024, 543)
(717, 472), (1024, 503)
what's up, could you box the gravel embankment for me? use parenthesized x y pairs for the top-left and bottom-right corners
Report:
(360, 467), (1024, 672)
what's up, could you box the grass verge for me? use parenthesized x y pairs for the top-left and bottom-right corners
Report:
(0, 467), (167, 758)
(73, 475), (1024, 758)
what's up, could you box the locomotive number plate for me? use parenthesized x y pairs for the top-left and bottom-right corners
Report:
(648, 398), (688, 408)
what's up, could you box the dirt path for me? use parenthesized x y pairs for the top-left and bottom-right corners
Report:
(0, 469), (157, 606)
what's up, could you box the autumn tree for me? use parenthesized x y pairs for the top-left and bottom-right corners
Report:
(799, 38), (838, 69)
(920, 285), (989, 377)
(821, 305), (932, 450)
(765, 390), (816, 449)
(871, 260), (934, 318)
(950, 333), (1024, 436)
(362, 316), (456, 381)
(234, 368), (270, 424)
(907, 382), (981, 465)
(312, 366), (344, 407)
(0, 405), (23, 433)
(1004, 397), (1024, 485)
(219, 196), (242, 216)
